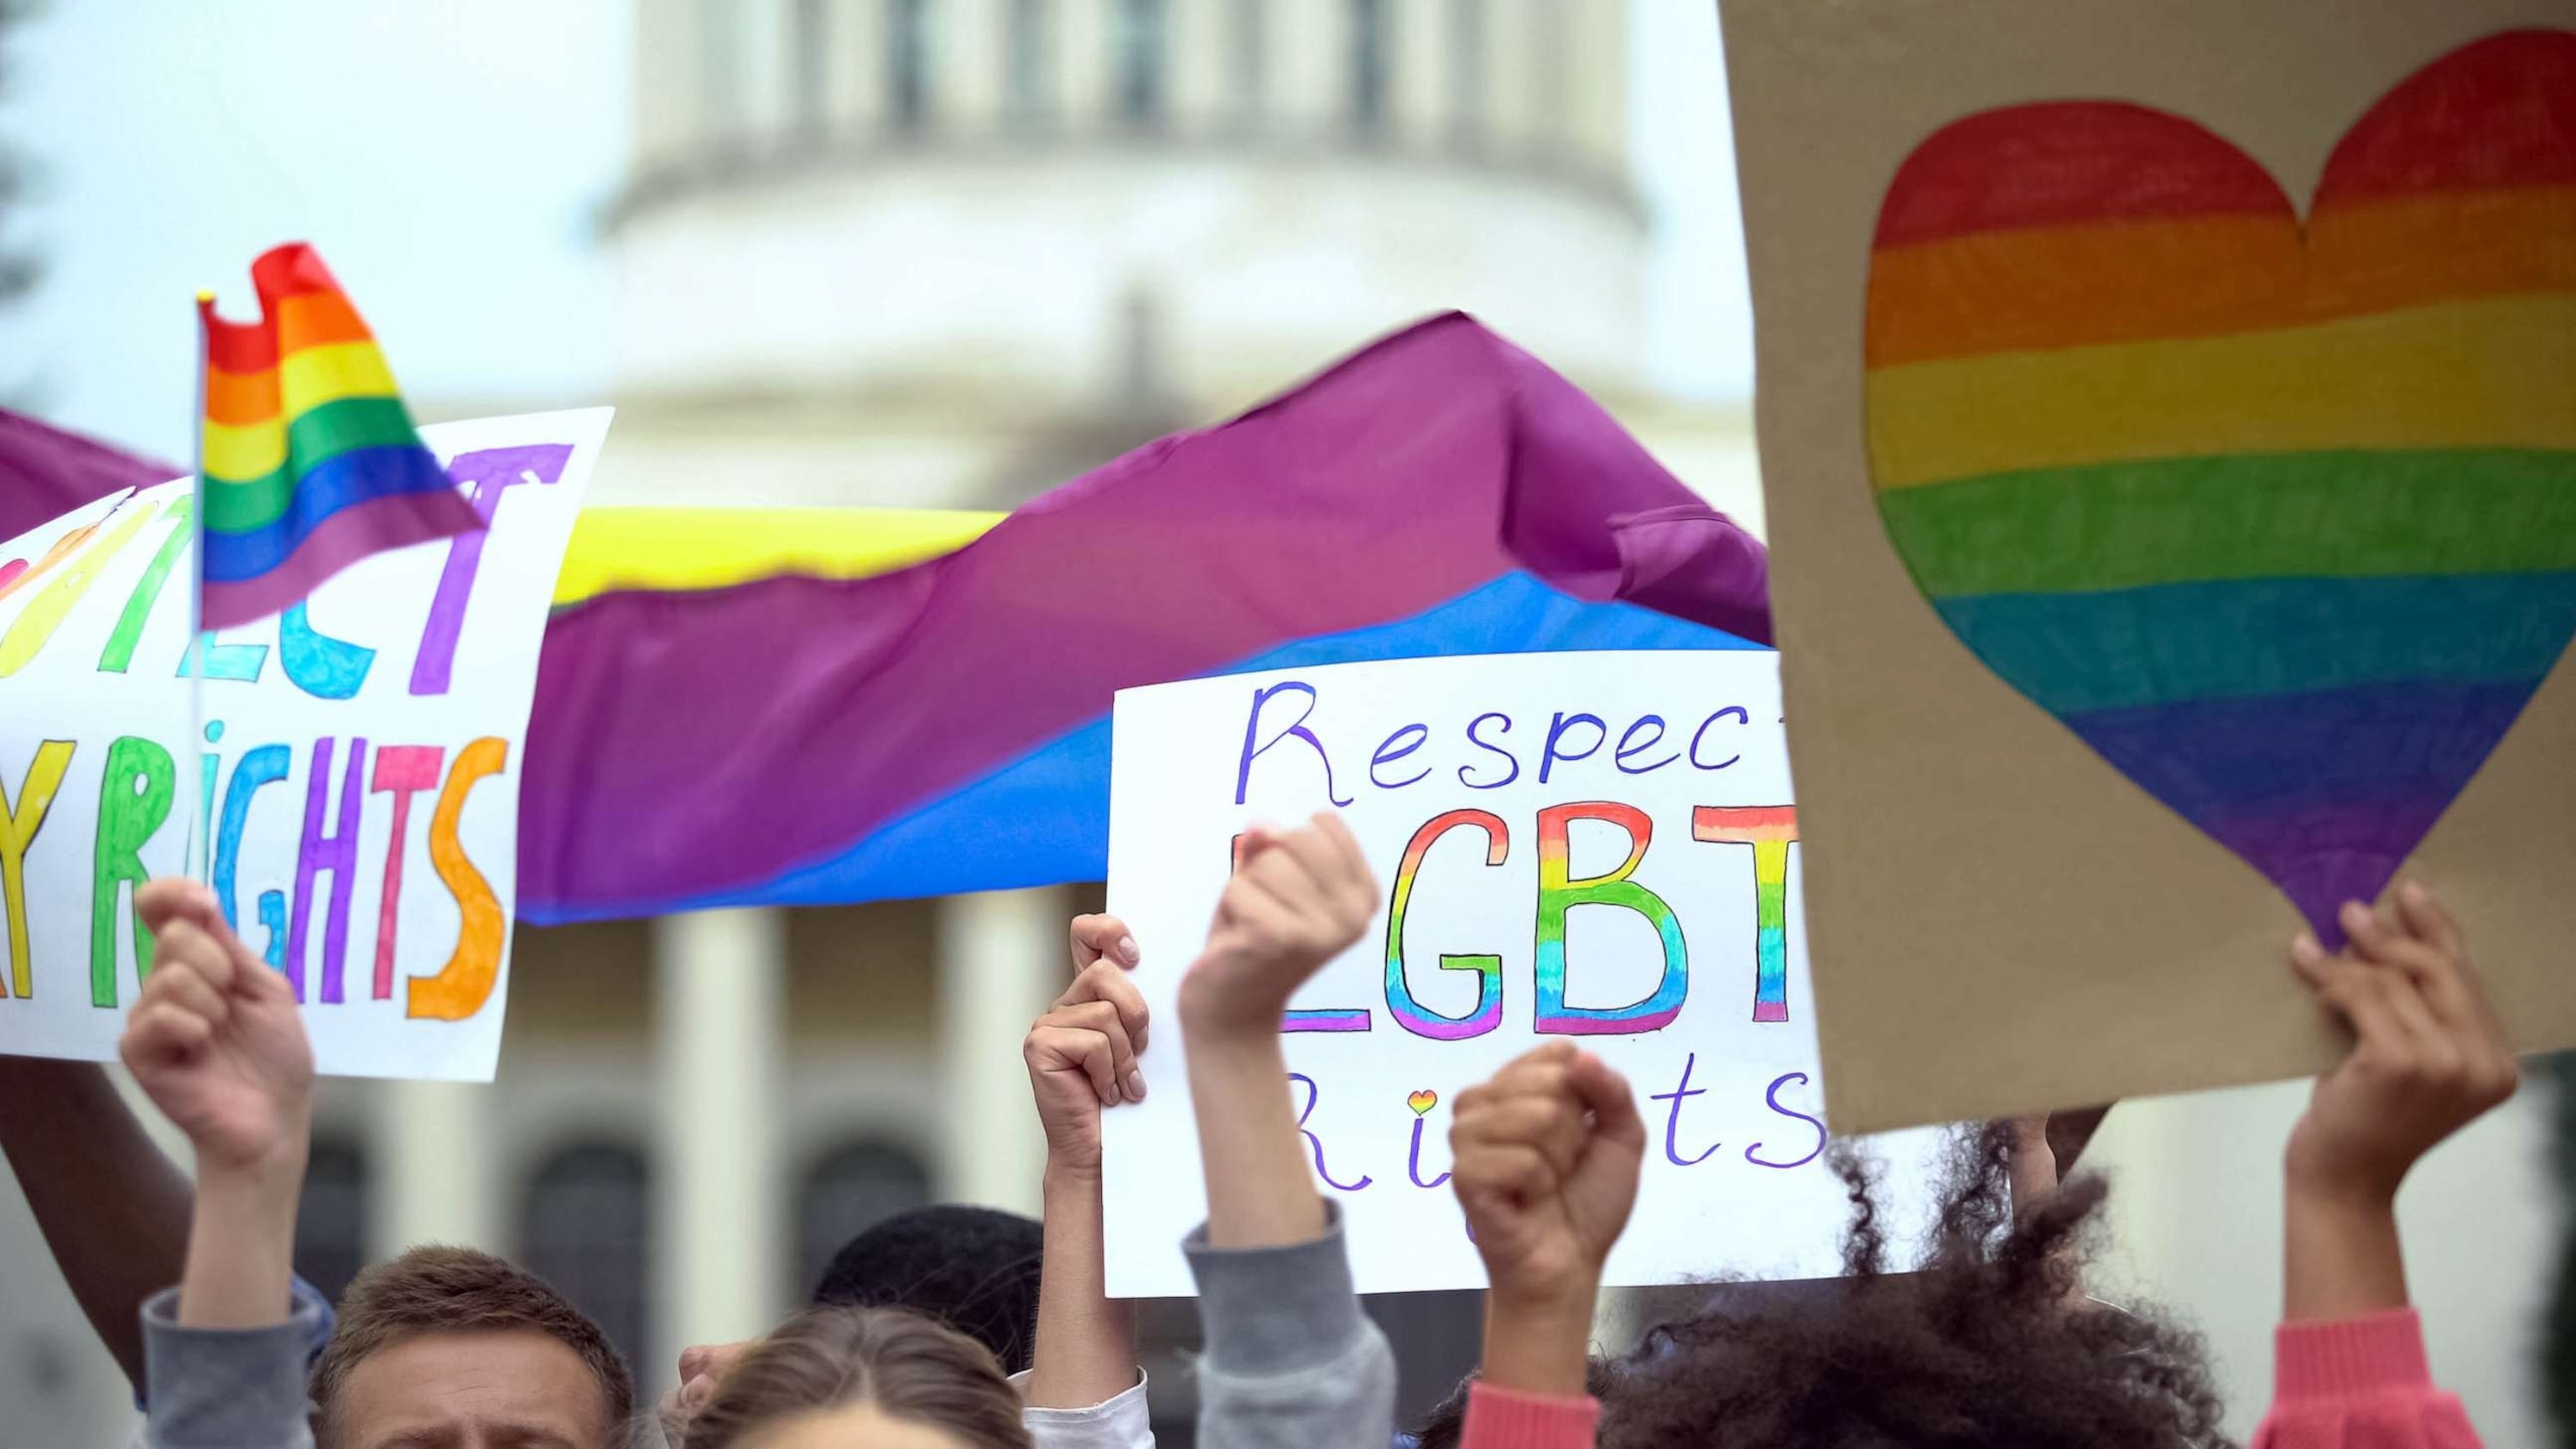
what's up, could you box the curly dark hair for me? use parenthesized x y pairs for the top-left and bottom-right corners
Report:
(1600, 1122), (2233, 1449)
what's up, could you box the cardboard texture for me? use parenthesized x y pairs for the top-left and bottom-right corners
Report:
(1717, 2), (2576, 1133)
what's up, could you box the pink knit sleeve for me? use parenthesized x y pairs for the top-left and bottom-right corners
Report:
(2251, 1309), (2482, 1449)
(1458, 1380), (1601, 1449)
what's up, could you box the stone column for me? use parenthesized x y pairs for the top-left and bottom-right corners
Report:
(831, 0), (890, 132)
(652, 908), (787, 1357)
(937, 888), (1062, 1214)
(370, 1079), (496, 1257)
(943, 0), (1008, 132)
(1169, 0), (1230, 136)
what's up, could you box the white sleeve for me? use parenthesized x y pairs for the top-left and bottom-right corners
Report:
(1013, 1368), (1156, 1449)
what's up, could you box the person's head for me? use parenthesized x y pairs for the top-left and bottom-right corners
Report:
(312, 1244), (636, 1449)
(682, 1306), (1034, 1449)
(1600, 1123), (2230, 1449)
(810, 1205), (1043, 1374)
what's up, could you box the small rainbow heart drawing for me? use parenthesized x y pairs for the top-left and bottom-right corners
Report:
(1865, 29), (2576, 942)
(1407, 1089), (1439, 1117)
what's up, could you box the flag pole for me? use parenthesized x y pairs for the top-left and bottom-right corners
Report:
(189, 291), (212, 886)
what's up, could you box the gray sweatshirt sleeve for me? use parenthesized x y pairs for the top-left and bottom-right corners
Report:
(139, 1285), (322, 1449)
(1185, 1205), (1396, 1449)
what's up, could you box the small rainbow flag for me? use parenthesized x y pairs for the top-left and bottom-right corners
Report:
(197, 243), (480, 628)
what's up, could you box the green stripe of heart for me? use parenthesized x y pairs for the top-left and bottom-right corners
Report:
(1877, 449), (2576, 599)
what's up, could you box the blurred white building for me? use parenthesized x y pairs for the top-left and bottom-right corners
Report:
(8, 4), (2557, 1446)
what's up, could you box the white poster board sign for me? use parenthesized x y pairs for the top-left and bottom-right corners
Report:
(1103, 650), (1943, 1296)
(0, 408), (607, 1081)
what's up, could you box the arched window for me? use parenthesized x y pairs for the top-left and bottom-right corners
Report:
(1110, 0), (1168, 129)
(521, 1143), (652, 1372)
(796, 1141), (934, 1298)
(1350, 0), (1391, 136)
(890, 0), (936, 132)
(294, 1136), (370, 1308)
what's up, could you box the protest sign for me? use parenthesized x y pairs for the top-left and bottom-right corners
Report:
(1100, 651), (1942, 1297)
(0, 408), (607, 1081)
(1721, 3), (2576, 1134)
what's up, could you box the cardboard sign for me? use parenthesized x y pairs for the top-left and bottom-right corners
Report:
(0, 409), (606, 1081)
(1101, 651), (1940, 1296)
(1719, 3), (2576, 1134)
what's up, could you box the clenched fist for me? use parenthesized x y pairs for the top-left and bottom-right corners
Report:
(120, 880), (313, 1180)
(1178, 813), (1378, 1038)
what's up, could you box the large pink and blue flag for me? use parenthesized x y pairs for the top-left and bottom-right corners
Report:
(517, 314), (1772, 919)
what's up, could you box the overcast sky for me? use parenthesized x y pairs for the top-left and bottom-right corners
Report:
(3, 0), (1751, 465)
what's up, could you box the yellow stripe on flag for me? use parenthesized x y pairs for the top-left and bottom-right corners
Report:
(202, 416), (288, 482)
(552, 506), (1008, 608)
(278, 340), (400, 415)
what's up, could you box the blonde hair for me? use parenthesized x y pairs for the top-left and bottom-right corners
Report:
(682, 1306), (1035, 1449)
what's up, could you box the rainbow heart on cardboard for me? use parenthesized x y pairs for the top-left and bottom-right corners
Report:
(1864, 29), (2576, 941)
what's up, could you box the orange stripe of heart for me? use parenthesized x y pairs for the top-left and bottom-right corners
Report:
(1868, 185), (2576, 366)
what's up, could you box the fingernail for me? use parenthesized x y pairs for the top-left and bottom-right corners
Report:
(2340, 900), (2371, 931)
(1118, 935), (1140, 963)
(2289, 932), (2322, 965)
(2399, 880), (2428, 906)
(1126, 1071), (1147, 1101)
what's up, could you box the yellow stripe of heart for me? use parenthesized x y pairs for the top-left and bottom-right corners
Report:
(1867, 292), (2576, 491)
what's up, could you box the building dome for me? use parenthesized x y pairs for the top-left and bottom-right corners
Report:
(611, 0), (1644, 461)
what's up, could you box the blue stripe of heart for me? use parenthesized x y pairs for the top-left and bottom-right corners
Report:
(1934, 572), (2576, 717)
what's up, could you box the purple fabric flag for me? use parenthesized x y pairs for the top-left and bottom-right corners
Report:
(0, 410), (176, 541)
(519, 313), (1771, 919)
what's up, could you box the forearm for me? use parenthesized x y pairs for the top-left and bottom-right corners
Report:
(1027, 1165), (1140, 1407)
(1478, 1284), (1597, 1399)
(1184, 1025), (1323, 1249)
(0, 1058), (191, 1384)
(178, 1158), (304, 1330)
(2284, 1184), (2408, 1322)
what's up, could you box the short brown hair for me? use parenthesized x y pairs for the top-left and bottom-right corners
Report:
(312, 1245), (636, 1446)
(683, 1306), (1033, 1449)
